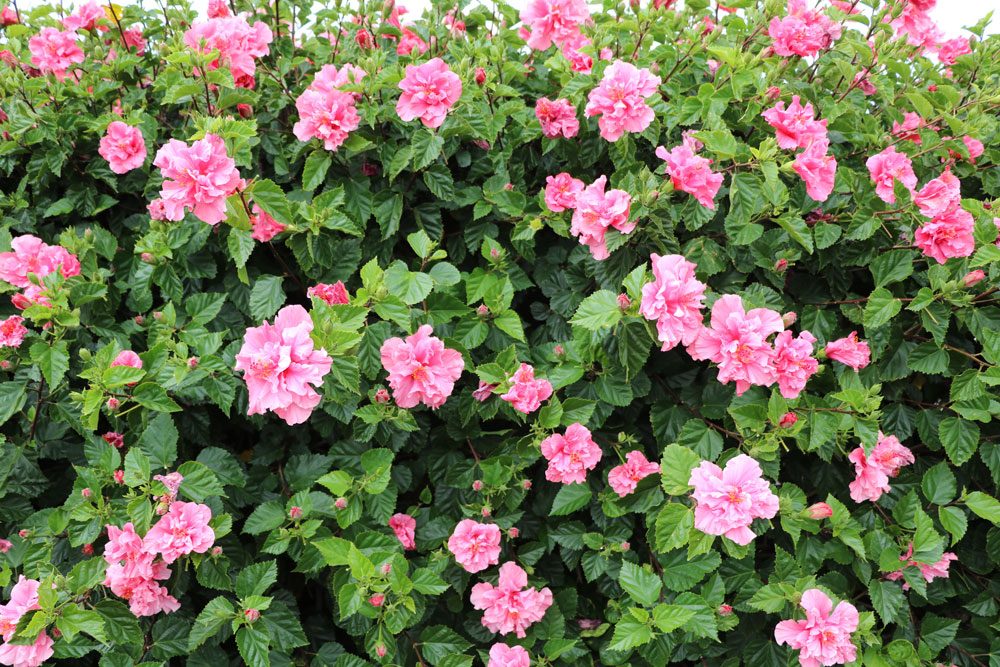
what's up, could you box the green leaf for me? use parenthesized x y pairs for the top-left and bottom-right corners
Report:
(870, 249), (915, 287)
(236, 625), (271, 667)
(30, 340), (70, 388)
(659, 444), (701, 495)
(418, 625), (471, 665)
(228, 228), (255, 269)
(651, 604), (697, 633)
(57, 604), (106, 642)
(939, 417), (979, 466)
(132, 383), (182, 412)
(653, 503), (693, 553)
(244, 501), (286, 535)
(302, 150), (332, 191)
(250, 179), (293, 226)
(965, 491), (1000, 524)
(920, 462), (956, 505)
(550, 483), (592, 516)
(609, 616), (653, 652)
(863, 288), (901, 329)
(188, 597), (235, 652)
(124, 448), (151, 487)
(919, 614), (959, 655)
(869, 580), (906, 625)
(139, 413), (178, 470)
(176, 461), (224, 501)
(938, 506), (967, 544)
(249, 275), (286, 321)
(619, 562), (662, 607)
(0, 381), (27, 428)
(411, 130), (445, 171)
(571, 290), (622, 330)
(360, 448), (394, 495)
(237, 561), (278, 599)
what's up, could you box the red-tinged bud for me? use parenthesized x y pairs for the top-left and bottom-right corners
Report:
(503, 182), (514, 191)
(617, 293), (631, 310)
(374, 388), (390, 403)
(244, 609), (260, 623)
(984, 202), (992, 210)
(476, 304), (490, 317)
(356, 28), (373, 49)
(0, 7), (18, 26)
(509, 527), (519, 538)
(140, 252), (155, 264)
(113, 469), (125, 484)
(106, 397), (120, 411)
(361, 162), (379, 177)
(578, 618), (600, 630)
(81, 488), (92, 499)
(187, 356), (199, 369)
(963, 270), (985, 287)
(335, 497), (348, 510)
(381, 563), (392, 575)
(490, 248), (500, 259)
(10, 293), (30, 310)
(779, 412), (797, 428)
(376, 644), (387, 658)
(237, 104), (253, 118)
(472, 480), (484, 491)
(0, 539), (11, 553)
(781, 312), (797, 328)
(153, 311), (163, 320)
(289, 506), (303, 520)
(369, 594), (385, 607)
(553, 344), (564, 356)
(0, 361), (9, 370)
(774, 259), (788, 272)
(718, 604), (733, 616)
(211, 546), (223, 556)
(807, 502), (833, 519)
(134, 315), (144, 325)
(473, 139), (491, 150)
(82, 543), (94, 556)
(928, 84), (937, 92)
(103, 431), (124, 448)
(50, 628), (60, 639)
(766, 86), (782, 100)
(18, 529), (29, 539)
(620, 541), (630, 551)
(475, 67), (486, 85)
(481, 506), (491, 517)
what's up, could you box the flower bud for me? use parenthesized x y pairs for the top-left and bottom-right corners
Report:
(18, 530), (29, 539)
(134, 315), (144, 325)
(503, 182), (514, 191)
(928, 84), (938, 92)
(774, 259), (788, 272)
(781, 312), (798, 328)
(718, 604), (733, 616)
(963, 270), (985, 287)
(113, 469), (125, 484)
(289, 506), (303, 520)
(0, 361), (9, 370)
(766, 86), (781, 100)
(475, 67), (486, 85)
(376, 644), (387, 658)
(211, 546), (223, 556)
(103, 431), (124, 448)
(361, 162), (379, 177)
(81, 488), (92, 499)
(779, 412), (797, 428)
(374, 388), (390, 403)
(481, 506), (491, 517)
(490, 248), (500, 259)
(106, 397), (120, 411)
(620, 541), (630, 551)
(509, 527), (519, 538)
(244, 609), (260, 623)
(617, 293), (631, 310)
(369, 594), (385, 607)
(356, 28), (373, 49)
(476, 304), (490, 317)
(82, 543), (94, 556)
(578, 618), (600, 630)
(140, 252), (155, 264)
(553, 344), (565, 357)
(381, 563), (392, 575)
(472, 480), (483, 491)
(187, 356), (199, 369)
(153, 311), (163, 320)
(237, 104), (253, 119)
(807, 502), (833, 519)
(0, 539), (11, 553)
(335, 497), (348, 510)
(522, 479), (532, 490)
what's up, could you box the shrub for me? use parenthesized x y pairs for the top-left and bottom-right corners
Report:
(0, 0), (998, 665)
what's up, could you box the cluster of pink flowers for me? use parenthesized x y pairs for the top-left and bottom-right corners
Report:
(540, 423), (602, 484)
(847, 431), (914, 503)
(0, 234), (80, 310)
(500, 363), (553, 414)
(768, 0), (842, 57)
(98, 121), (147, 174)
(104, 501), (214, 617)
(249, 203), (285, 242)
(0, 315), (27, 348)
(912, 169), (975, 264)
(607, 451), (660, 497)
(584, 61), (661, 143)
(519, 0), (590, 52)
(763, 95), (836, 201)
(487, 643), (530, 667)
(470, 562), (553, 637)
(639, 253), (707, 351)
(568, 176), (635, 260)
(28, 27), (84, 80)
(153, 133), (244, 225)
(448, 519), (502, 573)
(396, 58), (462, 129)
(774, 589), (859, 667)
(234, 305), (333, 425)
(885, 543), (957, 590)
(688, 454), (779, 545)
(655, 137), (724, 210)
(0, 577), (54, 667)
(389, 513), (416, 550)
(535, 97), (579, 139)
(380, 325), (464, 409)
(294, 64), (365, 152)
(308, 281), (350, 305)
(183, 15), (273, 89)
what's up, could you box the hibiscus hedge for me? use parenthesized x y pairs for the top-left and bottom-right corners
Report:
(0, 0), (999, 665)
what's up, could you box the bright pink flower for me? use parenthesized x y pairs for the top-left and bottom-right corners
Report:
(448, 519), (502, 573)
(892, 112), (930, 144)
(0, 540), (10, 553)
(234, 305), (333, 424)
(656, 144), (724, 210)
(293, 89), (360, 151)
(886, 546), (957, 589)
(501, 363), (553, 414)
(569, 176), (634, 260)
(0, 315), (26, 348)
(389, 513), (416, 550)
(687, 295), (784, 395)
(761, 96), (828, 151)
(0, 577), (54, 667)
(143, 501), (215, 563)
(866, 146), (917, 204)
(473, 381), (498, 401)
(153, 472), (183, 501)
(937, 37), (971, 65)
(0, 6), (17, 25)
(962, 135), (984, 162)
(608, 450), (660, 497)
(380, 324), (464, 409)
(250, 203), (285, 242)
(396, 58), (462, 129)
(488, 644), (530, 667)
(824, 331), (870, 370)
(852, 71), (877, 96)
(470, 562), (553, 638)
(63, 1), (104, 31)
(153, 133), (244, 225)
(98, 121), (146, 174)
(112, 350), (143, 369)
(103, 538), (179, 618)
(793, 144), (837, 202)
(639, 253), (707, 352)
(28, 28), (84, 80)
(915, 205), (975, 264)
(544, 172), (585, 212)
(397, 28), (429, 56)
(584, 61), (661, 142)
(774, 589), (859, 667)
(560, 32), (594, 74)
(768, 0), (842, 57)
(0, 235), (80, 289)
(540, 423), (602, 484)
(184, 16), (273, 89)
(914, 169), (961, 218)
(308, 281), (349, 305)
(847, 432), (914, 503)
(830, 1), (859, 13)
(310, 63), (366, 95)
(147, 198), (168, 221)
(519, 0), (590, 51)
(689, 454), (779, 545)
(121, 28), (146, 53)
(535, 97), (579, 139)
(780, 412), (798, 428)
(772, 330), (818, 399)
(207, 0), (230, 17)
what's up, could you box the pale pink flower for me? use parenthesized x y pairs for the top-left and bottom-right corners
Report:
(153, 472), (183, 500)
(830, 1), (860, 14)
(153, 133), (244, 225)
(639, 253), (707, 351)
(207, 0), (230, 17)
(689, 454), (778, 545)
(103, 540), (179, 618)
(143, 501), (215, 563)
(0, 6), (17, 25)
(122, 28), (146, 54)
(0, 235), (81, 289)
(560, 32), (593, 74)
(488, 644), (530, 667)
(866, 146), (917, 203)
(0, 540), (10, 553)
(772, 330), (818, 399)
(0, 315), (27, 348)
(250, 203), (285, 242)
(535, 97), (579, 139)
(915, 205), (975, 264)
(448, 519), (502, 573)
(234, 305), (333, 425)
(98, 121), (146, 174)
(891, 112), (930, 144)
(111, 350), (143, 369)
(0, 577), (54, 667)
(540, 422), (602, 484)
(913, 169), (960, 218)
(389, 513), (416, 550)
(519, 0), (590, 51)
(656, 144), (724, 210)
(543, 172), (584, 212)
(293, 89), (360, 151)
(473, 381), (498, 401)
(687, 295), (784, 395)
(397, 28), (429, 56)
(584, 61), (661, 142)
(470, 562), (553, 638)
(28, 28), (84, 81)
(824, 331), (870, 370)
(308, 281), (349, 305)
(380, 324), (464, 409)
(793, 144), (837, 202)
(847, 432), (914, 503)
(147, 198), (168, 221)
(852, 70), (877, 95)
(937, 37), (971, 65)
(607, 450), (660, 497)
(500, 363), (553, 414)
(775, 589), (859, 667)
(569, 176), (634, 260)
(184, 15), (273, 89)
(962, 135), (984, 162)
(63, 1), (104, 31)
(768, 0), (842, 57)
(886, 544), (957, 589)
(396, 58), (462, 129)
(964, 270), (985, 288)
(310, 63), (366, 95)
(761, 96), (828, 151)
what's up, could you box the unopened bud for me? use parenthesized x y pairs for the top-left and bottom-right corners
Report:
(134, 315), (144, 325)
(211, 546), (223, 556)
(368, 594), (385, 607)
(335, 497), (348, 510)
(553, 344), (564, 356)
(472, 480), (483, 491)
(376, 644), (387, 658)
(381, 563), (392, 575)
(374, 388), (390, 403)
(620, 541), (630, 551)
(140, 252), (155, 264)
(475, 67), (486, 85)
(82, 543), (94, 556)
(963, 270), (985, 288)
(490, 248), (500, 259)
(617, 293), (631, 310)
(779, 412), (797, 428)
(481, 506), (491, 517)
(106, 397), (120, 411)
(774, 259), (788, 272)
(807, 502), (833, 519)
(766, 86), (781, 100)
(113, 469), (125, 484)
(476, 304), (490, 317)
(187, 356), (199, 369)
(361, 162), (379, 177)
(18, 530), (29, 539)
(244, 609), (260, 622)
(718, 603), (733, 616)
(237, 103), (253, 118)
(289, 506), (303, 520)
(81, 488), (92, 499)
(781, 312), (797, 328)
(509, 527), (519, 538)
(522, 479), (532, 490)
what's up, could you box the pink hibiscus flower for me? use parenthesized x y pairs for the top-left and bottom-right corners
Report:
(768, 0), (842, 57)
(153, 133), (244, 225)
(584, 61), (661, 142)
(250, 203), (285, 242)
(847, 432), (914, 503)
(0, 577), (54, 667)
(396, 58), (462, 129)
(0, 235), (81, 289)
(143, 501), (215, 563)
(569, 176), (634, 260)
(540, 422), (602, 484)
(308, 281), (350, 305)
(793, 143), (837, 202)
(866, 146), (917, 204)
(913, 169), (961, 219)
(535, 97), (579, 139)
(0, 315), (27, 348)
(380, 325), (464, 409)
(98, 121), (147, 174)
(774, 589), (859, 667)
(656, 143), (724, 210)
(500, 363), (553, 414)
(761, 96), (829, 150)
(689, 454), (779, 545)
(519, 0), (590, 51)
(915, 205), (975, 265)
(62, 1), (105, 31)
(937, 36), (971, 65)
(183, 15), (273, 89)
(29, 27), (84, 80)
(293, 64), (365, 152)
(448, 519), (502, 573)
(607, 450), (660, 497)
(488, 643), (530, 667)
(824, 331), (870, 370)
(544, 172), (585, 213)
(470, 562), (553, 637)
(772, 330), (818, 399)
(639, 253), (707, 352)
(389, 513), (416, 550)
